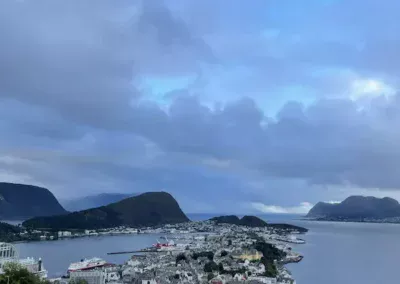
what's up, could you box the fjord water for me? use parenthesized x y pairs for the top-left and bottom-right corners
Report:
(287, 220), (400, 284)
(10, 214), (400, 283)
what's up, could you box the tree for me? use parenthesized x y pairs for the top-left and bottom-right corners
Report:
(207, 273), (215, 281)
(0, 262), (49, 284)
(260, 257), (278, 278)
(204, 261), (218, 273)
(176, 253), (187, 264)
(218, 262), (224, 272)
(220, 250), (228, 257)
(192, 251), (214, 261)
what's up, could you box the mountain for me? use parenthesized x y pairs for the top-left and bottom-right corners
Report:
(0, 182), (67, 220)
(61, 193), (139, 212)
(210, 215), (268, 227)
(240, 215), (269, 227)
(22, 192), (189, 229)
(307, 196), (400, 219)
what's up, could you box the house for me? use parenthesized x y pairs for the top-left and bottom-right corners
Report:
(57, 231), (72, 238)
(141, 280), (157, 284)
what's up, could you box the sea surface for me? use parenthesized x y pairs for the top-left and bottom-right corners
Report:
(6, 214), (400, 283)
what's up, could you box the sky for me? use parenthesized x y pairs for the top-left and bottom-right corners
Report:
(1, 0), (400, 214)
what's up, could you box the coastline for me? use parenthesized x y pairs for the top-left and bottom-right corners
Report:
(302, 217), (400, 225)
(11, 220), (307, 283)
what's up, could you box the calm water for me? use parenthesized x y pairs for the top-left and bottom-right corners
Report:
(15, 234), (163, 277)
(287, 220), (400, 284)
(7, 214), (400, 283)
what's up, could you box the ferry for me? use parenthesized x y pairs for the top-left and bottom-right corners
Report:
(152, 237), (176, 250)
(68, 257), (107, 272)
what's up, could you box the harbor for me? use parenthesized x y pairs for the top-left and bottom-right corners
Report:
(5, 219), (306, 284)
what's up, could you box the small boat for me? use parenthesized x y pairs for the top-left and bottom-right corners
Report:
(68, 257), (107, 272)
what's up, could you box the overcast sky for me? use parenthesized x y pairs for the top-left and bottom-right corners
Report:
(1, 0), (400, 214)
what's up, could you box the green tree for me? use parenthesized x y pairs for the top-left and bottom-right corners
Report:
(204, 261), (218, 273)
(218, 262), (224, 272)
(0, 262), (49, 284)
(176, 253), (187, 264)
(207, 273), (215, 281)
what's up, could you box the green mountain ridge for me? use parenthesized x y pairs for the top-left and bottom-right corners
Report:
(23, 192), (189, 230)
(0, 182), (67, 220)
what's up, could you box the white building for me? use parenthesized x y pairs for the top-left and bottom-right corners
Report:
(69, 267), (120, 284)
(58, 231), (72, 238)
(0, 243), (47, 279)
(70, 270), (105, 284)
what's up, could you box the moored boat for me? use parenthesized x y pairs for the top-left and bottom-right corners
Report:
(67, 257), (107, 272)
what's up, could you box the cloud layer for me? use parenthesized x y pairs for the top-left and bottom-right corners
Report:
(1, 0), (400, 213)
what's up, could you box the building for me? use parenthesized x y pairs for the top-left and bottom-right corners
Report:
(58, 231), (72, 238)
(0, 243), (47, 279)
(0, 242), (18, 269)
(141, 280), (157, 284)
(232, 249), (262, 261)
(69, 266), (121, 284)
(70, 270), (106, 284)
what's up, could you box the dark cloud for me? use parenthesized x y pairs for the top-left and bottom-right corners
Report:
(1, 0), (400, 212)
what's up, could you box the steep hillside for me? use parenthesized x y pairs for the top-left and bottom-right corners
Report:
(0, 182), (66, 220)
(23, 192), (189, 229)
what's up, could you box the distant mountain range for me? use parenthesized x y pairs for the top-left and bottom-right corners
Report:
(23, 192), (189, 229)
(0, 182), (67, 220)
(61, 193), (140, 212)
(307, 196), (400, 219)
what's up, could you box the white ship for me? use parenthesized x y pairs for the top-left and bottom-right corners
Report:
(0, 242), (48, 279)
(68, 257), (107, 272)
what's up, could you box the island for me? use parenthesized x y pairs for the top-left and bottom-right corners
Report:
(210, 215), (268, 227)
(307, 195), (400, 223)
(22, 192), (190, 230)
(210, 215), (308, 233)
(0, 182), (67, 220)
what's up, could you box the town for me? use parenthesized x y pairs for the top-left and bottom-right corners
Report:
(48, 219), (305, 284)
